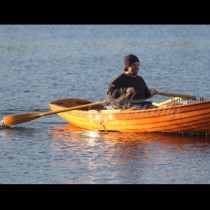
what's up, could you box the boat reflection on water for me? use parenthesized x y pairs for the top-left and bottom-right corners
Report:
(50, 123), (210, 185)
(50, 123), (210, 148)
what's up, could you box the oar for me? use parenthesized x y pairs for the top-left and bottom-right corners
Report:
(1, 92), (130, 127)
(157, 91), (197, 100)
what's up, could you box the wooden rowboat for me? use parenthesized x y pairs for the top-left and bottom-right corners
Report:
(48, 98), (210, 134)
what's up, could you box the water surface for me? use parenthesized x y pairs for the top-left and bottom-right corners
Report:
(1, 25), (210, 183)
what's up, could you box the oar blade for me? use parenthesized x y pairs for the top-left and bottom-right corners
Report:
(2, 112), (43, 126)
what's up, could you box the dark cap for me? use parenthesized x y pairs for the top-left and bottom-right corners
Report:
(124, 54), (140, 67)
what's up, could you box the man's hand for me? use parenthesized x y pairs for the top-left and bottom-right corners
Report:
(150, 88), (158, 96)
(126, 87), (135, 94)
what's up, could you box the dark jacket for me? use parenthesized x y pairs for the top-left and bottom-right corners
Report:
(107, 73), (151, 101)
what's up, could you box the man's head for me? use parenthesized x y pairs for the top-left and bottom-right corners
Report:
(124, 54), (140, 68)
(124, 54), (140, 76)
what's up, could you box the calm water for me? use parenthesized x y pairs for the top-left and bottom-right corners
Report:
(0, 25), (210, 183)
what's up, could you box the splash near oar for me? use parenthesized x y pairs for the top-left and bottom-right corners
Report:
(0, 120), (7, 128)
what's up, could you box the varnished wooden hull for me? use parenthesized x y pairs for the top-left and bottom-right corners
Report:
(49, 98), (210, 134)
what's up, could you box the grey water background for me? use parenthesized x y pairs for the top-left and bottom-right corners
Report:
(0, 25), (210, 184)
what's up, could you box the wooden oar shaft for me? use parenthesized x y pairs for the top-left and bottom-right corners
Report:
(2, 101), (107, 127)
(2, 92), (130, 127)
(157, 91), (197, 100)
